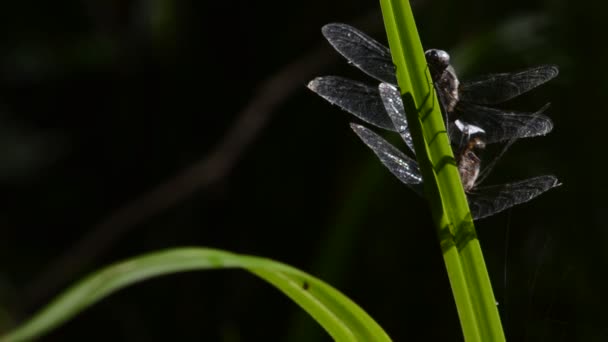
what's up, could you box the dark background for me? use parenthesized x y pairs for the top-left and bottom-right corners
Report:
(0, 0), (603, 340)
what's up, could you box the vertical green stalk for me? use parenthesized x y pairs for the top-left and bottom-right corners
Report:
(378, 1), (505, 341)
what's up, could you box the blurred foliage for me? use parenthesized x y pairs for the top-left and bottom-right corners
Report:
(0, 0), (603, 340)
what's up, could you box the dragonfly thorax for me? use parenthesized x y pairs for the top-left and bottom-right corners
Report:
(425, 49), (460, 113)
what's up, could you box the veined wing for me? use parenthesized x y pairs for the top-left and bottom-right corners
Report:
(308, 77), (416, 146)
(467, 175), (560, 220)
(322, 23), (397, 84)
(308, 76), (394, 130)
(473, 104), (552, 186)
(454, 102), (554, 144)
(459, 65), (559, 105)
(350, 123), (424, 195)
(350, 122), (559, 220)
(378, 83), (415, 154)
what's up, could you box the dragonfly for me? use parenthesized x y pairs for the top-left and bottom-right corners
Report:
(308, 23), (560, 220)
(308, 23), (559, 146)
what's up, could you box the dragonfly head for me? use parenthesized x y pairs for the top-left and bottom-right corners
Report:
(425, 49), (451, 72)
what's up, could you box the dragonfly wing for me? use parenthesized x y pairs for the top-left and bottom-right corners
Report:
(322, 23), (397, 84)
(459, 65), (559, 105)
(378, 83), (416, 155)
(467, 175), (560, 220)
(455, 102), (554, 144)
(308, 76), (395, 130)
(350, 123), (424, 195)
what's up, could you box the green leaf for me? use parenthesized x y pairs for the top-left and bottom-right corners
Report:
(378, 1), (505, 341)
(0, 248), (391, 342)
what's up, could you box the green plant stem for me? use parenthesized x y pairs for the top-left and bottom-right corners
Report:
(378, 0), (505, 341)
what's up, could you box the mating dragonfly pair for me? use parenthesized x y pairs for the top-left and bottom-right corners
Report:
(308, 23), (560, 220)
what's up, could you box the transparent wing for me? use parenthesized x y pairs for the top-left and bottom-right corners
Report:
(459, 65), (559, 105)
(378, 83), (415, 154)
(308, 76), (394, 130)
(455, 102), (554, 144)
(350, 123), (424, 196)
(474, 104), (552, 186)
(322, 23), (397, 84)
(467, 175), (560, 220)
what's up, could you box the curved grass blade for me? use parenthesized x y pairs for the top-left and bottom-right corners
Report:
(0, 248), (391, 342)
